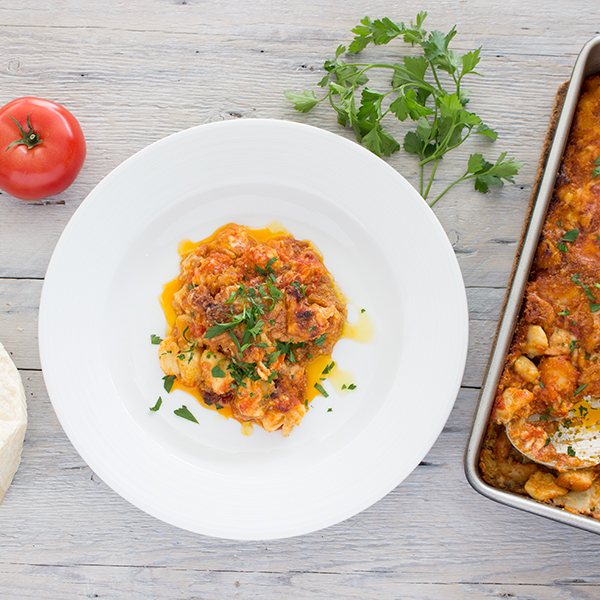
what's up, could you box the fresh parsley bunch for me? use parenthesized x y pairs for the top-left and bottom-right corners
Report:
(285, 13), (522, 207)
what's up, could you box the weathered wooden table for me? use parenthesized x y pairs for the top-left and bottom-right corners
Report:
(2, 1), (600, 598)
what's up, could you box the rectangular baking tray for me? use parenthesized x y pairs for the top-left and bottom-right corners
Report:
(465, 35), (600, 535)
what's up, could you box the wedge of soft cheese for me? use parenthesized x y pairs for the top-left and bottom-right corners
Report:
(0, 342), (27, 503)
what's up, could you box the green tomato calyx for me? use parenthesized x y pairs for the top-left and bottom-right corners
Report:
(6, 114), (42, 151)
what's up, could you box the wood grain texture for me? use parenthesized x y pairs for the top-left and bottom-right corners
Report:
(2, 1), (600, 598)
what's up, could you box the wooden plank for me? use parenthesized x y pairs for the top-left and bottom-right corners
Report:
(0, 563), (598, 600)
(0, 279), (41, 370)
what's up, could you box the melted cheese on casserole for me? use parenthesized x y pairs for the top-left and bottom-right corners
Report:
(480, 74), (600, 511)
(158, 223), (347, 436)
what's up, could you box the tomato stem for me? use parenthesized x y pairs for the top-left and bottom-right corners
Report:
(5, 114), (42, 151)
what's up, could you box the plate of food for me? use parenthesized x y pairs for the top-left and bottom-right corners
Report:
(39, 118), (468, 540)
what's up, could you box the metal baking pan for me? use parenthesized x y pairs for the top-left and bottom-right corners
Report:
(465, 35), (600, 535)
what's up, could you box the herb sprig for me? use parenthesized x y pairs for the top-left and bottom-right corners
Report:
(285, 12), (522, 206)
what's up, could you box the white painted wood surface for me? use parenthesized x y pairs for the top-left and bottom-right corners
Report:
(2, 1), (600, 598)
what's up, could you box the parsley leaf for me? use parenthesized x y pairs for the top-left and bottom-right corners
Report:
(284, 90), (319, 113)
(314, 333), (327, 346)
(162, 375), (176, 393)
(149, 397), (162, 412)
(174, 405), (199, 424)
(562, 229), (580, 242)
(593, 156), (600, 178)
(314, 382), (329, 397)
(211, 365), (226, 378)
(150, 334), (163, 345)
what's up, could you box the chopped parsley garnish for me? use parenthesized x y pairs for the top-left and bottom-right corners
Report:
(176, 340), (197, 364)
(327, 408), (333, 412)
(149, 397), (162, 412)
(271, 339), (305, 364)
(254, 256), (278, 277)
(557, 242), (567, 252)
(591, 303), (600, 313)
(314, 333), (327, 346)
(579, 405), (589, 417)
(321, 361), (336, 375)
(174, 405), (199, 424)
(162, 374), (176, 393)
(569, 340), (579, 352)
(211, 365), (226, 378)
(314, 382), (329, 397)
(290, 281), (307, 297)
(574, 383), (588, 396)
(228, 357), (261, 387)
(204, 279), (287, 358)
(267, 281), (284, 302)
(205, 321), (240, 338)
(593, 156), (600, 178)
(544, 437), (551, 447)
(539, 381), (545, 389)
(557, 309), (570, 316)
(572, 273), (597, 302)
(567, 446), (577, 457)
(562, 229), (579, 243)
(150, 334), (163, 345)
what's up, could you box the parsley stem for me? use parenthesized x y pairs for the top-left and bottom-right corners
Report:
(429, 174), (469, 207)
(428, 62), (444, 94)
(423, 158), (440, 201)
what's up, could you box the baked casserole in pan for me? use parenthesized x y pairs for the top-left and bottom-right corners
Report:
(466, 36), (600, 533)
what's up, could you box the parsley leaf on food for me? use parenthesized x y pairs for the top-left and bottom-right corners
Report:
(562, 229), (580, 242)
(314, 333), (327, 346)
(211, 365), (227, 378)
(162, 374), (176, 393)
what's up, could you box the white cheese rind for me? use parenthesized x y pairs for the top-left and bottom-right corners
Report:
(0, 342), (27, 503)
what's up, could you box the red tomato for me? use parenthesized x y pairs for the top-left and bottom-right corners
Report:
(0, 97), (86, 201)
